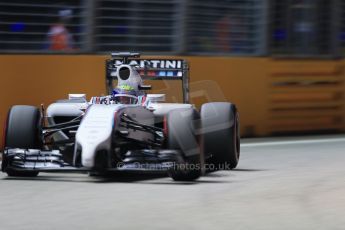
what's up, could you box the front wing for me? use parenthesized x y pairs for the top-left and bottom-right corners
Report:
(1, 148), (185, 174)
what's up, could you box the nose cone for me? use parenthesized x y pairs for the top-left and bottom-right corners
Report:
(82, 154), (95, 168)
(76, 105), (122, 168)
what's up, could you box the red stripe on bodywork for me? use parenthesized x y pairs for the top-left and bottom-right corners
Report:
(163, 116), (168, 136)
(141, 96), (146, 106)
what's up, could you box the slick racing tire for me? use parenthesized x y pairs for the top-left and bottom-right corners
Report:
(201, 102), (240, 170)
(166, 108), (202, 181)
(3, 105), (42, 177)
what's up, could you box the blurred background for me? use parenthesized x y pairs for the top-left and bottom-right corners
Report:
(0, 0), (345, 140)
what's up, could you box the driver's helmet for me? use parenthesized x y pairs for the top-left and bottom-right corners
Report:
(112, 86), (144, 104)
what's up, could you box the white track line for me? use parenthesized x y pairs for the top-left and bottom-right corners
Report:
(241, 138), (345, 147)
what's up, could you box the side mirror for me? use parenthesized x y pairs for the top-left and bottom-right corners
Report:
(139, 85), (152, 90)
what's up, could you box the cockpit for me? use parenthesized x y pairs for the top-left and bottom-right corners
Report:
(90, 94), (139, 105)
(112, 94), (138, 104)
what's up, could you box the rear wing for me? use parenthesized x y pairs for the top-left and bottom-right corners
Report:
(105, 52), (190, 103)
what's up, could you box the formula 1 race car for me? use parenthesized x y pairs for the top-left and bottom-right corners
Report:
(1, 52), (240, 181)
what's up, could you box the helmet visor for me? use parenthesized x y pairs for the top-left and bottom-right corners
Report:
(113, 94), (138, 104)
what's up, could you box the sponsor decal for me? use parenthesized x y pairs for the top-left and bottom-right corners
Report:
(114, 60), (183, 69)
(118, 84), (135, 91)
(111, 60), (184, 78)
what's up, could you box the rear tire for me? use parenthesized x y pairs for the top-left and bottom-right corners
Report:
(3, 105), (42, 177)
(201, 102), (240, 170)
(166, 108), (202, 181)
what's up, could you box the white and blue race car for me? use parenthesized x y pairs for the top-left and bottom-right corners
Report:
(1, 52), (240, 181)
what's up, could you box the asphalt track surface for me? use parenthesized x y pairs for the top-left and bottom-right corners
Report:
(0, 135), (345, 230)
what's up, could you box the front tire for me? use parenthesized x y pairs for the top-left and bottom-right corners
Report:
(3, 105), (42, 177)
(201, 102), (240, 170)
(166, 108), (202, 181)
